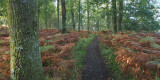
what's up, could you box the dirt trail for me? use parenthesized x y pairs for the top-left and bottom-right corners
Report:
(82, 37), (110, 80)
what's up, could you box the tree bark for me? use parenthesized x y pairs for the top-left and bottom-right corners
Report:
(57, 0), (60, 30)
(118, 0), (123, 32)
(61, 0), (66, 33)
(6, 0), (44, 80)
(112, 0), (117, 33)
(78, 0), (81, 32)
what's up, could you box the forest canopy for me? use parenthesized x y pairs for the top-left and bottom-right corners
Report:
(0, 0), (160, 32)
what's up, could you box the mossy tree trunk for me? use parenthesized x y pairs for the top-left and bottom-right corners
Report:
(112, 0), (117, 33)
(61, 0), (66, 33)
(6, 0), (44, 80)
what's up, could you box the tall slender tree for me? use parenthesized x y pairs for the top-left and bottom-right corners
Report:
(57, 0), (60, 30)
(6, 0), (44, 80)
(112, 0), (117, 33)
(70, 0), (75, 30)
(45, 1), (48, 29)
(118, 0), (123, 32)
(61, 0), (66, 33)
(87, 0), (90, 34)
(106, 0), (110, 29)
(78, 0), (81, 32)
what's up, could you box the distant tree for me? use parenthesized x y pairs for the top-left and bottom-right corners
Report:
(6, 0), (44, 80)
(112, 0), (117, 33)
(106, 0), (110, 29)
(87, 0), (90, 34)
(61, 0), (66, 33)
(45, 0), (48, 28)
(57, 0), (60, 30)
(78, 0), (81, 32)
(118, 0), (123, 32)
(70, 0), (76, 30)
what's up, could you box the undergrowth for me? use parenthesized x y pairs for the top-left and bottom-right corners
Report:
(99, 31), (160, 80)
(70, 34), (95, 80)
(140, 36), (160, 49)
(100, 44), (135, 80)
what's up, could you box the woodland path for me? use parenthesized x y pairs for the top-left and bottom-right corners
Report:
(82, 37), (110, 80)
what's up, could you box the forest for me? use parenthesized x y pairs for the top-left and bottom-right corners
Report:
(0, 0), (160, 80)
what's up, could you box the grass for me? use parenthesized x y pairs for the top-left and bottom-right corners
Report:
(40, 45), (56, 52)
(69, 34), (95, 80)
(100, 44), (135, 80)
(54, 33), (61, 37)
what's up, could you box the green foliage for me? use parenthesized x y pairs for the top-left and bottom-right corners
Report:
(140, 36), (160, 49)
(123, 0), (160, 32)
(140, 36), (155, 43)
(0, 0), (6, 17)
(0, 40), (3, 44)
(40, 45), (56, 52)
(70, 34), (94, 80)
(151, 43), (160, 49)
(155, 77), (160, 80)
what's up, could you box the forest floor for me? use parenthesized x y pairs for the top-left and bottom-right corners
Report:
(1, 25), (160, 80)
(82, 37), (111, 80)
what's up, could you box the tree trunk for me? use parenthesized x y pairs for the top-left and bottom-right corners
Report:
(6, 0), (44, 80)
(78, 0), (81, 32)
(118, 0), (123, 32)
(112, 0), (117, 33)
(37, 1), (40, 29)
(45, 1), (48, 29)
(106, 1), (110, 29)
(57, 0), (60, 30)
(87, 0), (90, 34)
(70, 0), (75, 30)
(71, 10), (75, 30)
(96, 20), (99, 31)
(61, 0), (66, 33)
(81, 17), (83, 30)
